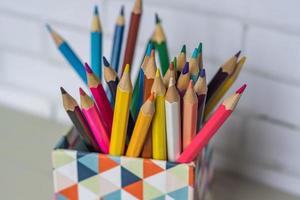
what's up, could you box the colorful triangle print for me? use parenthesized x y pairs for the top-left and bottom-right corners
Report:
(99, 154), (119, 173)
(77, 162), (98, 182)
(143, 160), (164, 178)
(79, 174), (99, 195)
(53, 150), (75, 168)
(123, 180), (143, 199)
(102, 190), (121, 200)
(121, 157), (143, 178)
(168, 186), (188, 200)
(78, 154), (98, 173)
(121, 167), (141, 187)
(59, 184), (78, 200)
(143, 182), (164, 199)
(54, 171), (76, 193)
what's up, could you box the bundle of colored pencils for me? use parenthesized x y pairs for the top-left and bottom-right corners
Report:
(47, 0), (247, 164)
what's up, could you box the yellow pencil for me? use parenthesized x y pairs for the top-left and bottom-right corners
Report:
(204, 57), (246, 119)
(109, 64), (132, 156)
(126, 94), (155, 157)
(151, 69), (167, 160)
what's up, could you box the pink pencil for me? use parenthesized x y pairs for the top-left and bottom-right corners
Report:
(177, 84), (246, 163)
(80, 88), (110, 153)
(85, 63), (113, 133)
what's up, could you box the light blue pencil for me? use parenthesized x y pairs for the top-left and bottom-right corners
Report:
(46, 24), (87, 84)
(91, 6), (102, 79)
(190, 47), (199, 83)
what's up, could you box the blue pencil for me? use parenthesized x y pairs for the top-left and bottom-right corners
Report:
(91, 6), (102, 79)
(190, 47), (199, 83)
(111, 6), (125, 74)
(46, 24), (87, 84)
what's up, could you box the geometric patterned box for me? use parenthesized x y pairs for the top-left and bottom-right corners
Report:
(52, 128), (213, 200)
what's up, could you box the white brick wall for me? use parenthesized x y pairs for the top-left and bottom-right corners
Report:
(0, 0), (300, 195)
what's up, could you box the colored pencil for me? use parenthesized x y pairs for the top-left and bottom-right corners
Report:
(46, 25), (87, 84)
(121, 0), (142, 73)
(206, 51), (241, 103)
(85, 63), (113, 133)
(111, 6), (125, 72)
(194, 68), (207, 130)
(103, 56), (119, 106)
(163, 62), (176, 87)
(91, 6), (102, 79)
(141, 49), (157, 158)
(61, 87), (100, 152)
(165, 77), (181, 161)
(177, 62), (190, 95)
(151, 69), (167, 160)
(204, 56), (246, 118)
(130, 42), (153, 120)
(183, 80), (198, 150)
(80, 88), (110, 153)
(109, 64), (132, 156)
(190, 48), (200, 83)
(197, 42), (203, 69)
(126, 94), (155, 157)
(177, 44), (186, 77)
(177, 84), (247, 163)
(152, 13), (169, 75)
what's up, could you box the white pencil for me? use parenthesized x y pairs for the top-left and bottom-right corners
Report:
(165, 77), (181, 161)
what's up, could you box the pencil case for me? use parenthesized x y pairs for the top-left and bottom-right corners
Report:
(52, 128), (213, 200)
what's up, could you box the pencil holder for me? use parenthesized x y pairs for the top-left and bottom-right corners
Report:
(52, 128), (213, 200)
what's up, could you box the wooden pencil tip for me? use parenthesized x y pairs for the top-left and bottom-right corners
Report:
(124, 64), (130, 73)
(168, 77), (175, 87)
(150, 49), (155, 57)
(199, 68), (206, 77)
(60, 87), (67, 94)
(103, 56), (110, 67)
(182, 62), (189, 74)
(235, 50), (241, 58)
(192, 48), (198, 58)
(155, 68), (160, 77)
(155, 13), (160, 24)
(45, 24), (52, 32)
(188, 80), (193, 88)
(120, 5), (125, 16)
(94, 5), (99, 15)
(169, 62), (174, 70)
(197, 42), (202, 53)
(236, 84), (247, 94)
(79, 87), (86, 96)
(85, 63), (93, 73)
(181, 44), (186, 53)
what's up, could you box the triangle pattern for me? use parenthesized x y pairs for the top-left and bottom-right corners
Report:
(99, 174), (119, 196)
(77, 161), (98, 182)
(53, 151), (75, 168)
(144, 170), (166, 193)
(165, 195), (174, 200)
(110, 156), (120, 164)
(154, 195), (166, 200)
(59, 184), (78, 200)
(78, 154), (98, 173)
(123, 180), (143, 199)
(143, 160), (164, 178)
(166, 162), (177, 170)
(64, 150), (77, 159)
(143, 181), (164, 200)
(167, 165), (188, 183)
(188, 166), (194, 187)
(56, 193), (68, 200)
(56, 160), (78, 183)
(166, 169), (187, 193)
(168, 186), (188, 200)
(151, 159), (166, 170)
(121, 167), (141, 187)
(78, 183), (98, 199)
(102, 189), (121, 200)
(79, 174), (99, 195)
(99, 154), (119, 173)
(121, 157), (143, 178)
(121, 189), (138, 200)
(100, 166), (121, 188)
(54, 171), (76, 192)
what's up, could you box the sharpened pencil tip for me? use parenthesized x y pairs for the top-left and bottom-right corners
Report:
(150, 49), (155, 58)
(120, 5), (125, 16)
(155, 68), (160, 77)
(85, 63), (93, 73)
(169, 62), (174, 70)
(181, 44), (186, 54)
(79, 87), (86, 96)
(148, 93), (155, 101)
(94, 5), (99, 15)
(103, 56), (110, 67)
(192, 48), (198, 58)
(235, 50), (241, 58)
(155, 13), (160, 24)
(182, 62), (189, 74)
(188, 80), (193, 88)
(197, 42), (202, 53)
(60, 87), (67, 94)
(199, 68), (206, 77)
(236, 84), (247, 94)
(124, 64), (130, 73)
(168, 77), (175, 87)
(45, 24), (52, 32)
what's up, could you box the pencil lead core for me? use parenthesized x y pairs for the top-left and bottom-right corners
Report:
(155, 13), (160, 24)
(155, 69), (160, 77)
(197, 42), (202, 53)
(192, 48), (198, 58)
(94, 5), (99, 15)
(79, 87), (86, 96)
(85, 63), (93, 73)
(124, 64), (130, 73)
(181, 44), (186, 53)
(120, 5), (125, 16)
(236, 84), (247, 94)
(149, 93), (155, 101)
(182, 62), (189, 74)
(188, 80), (193, 88)
(235, 50), (241, 58)
(169, 62), (174, 70)
(200, 68), (206, 77)
(45, 24), (52, 32)
(103, 56), (110, 67)
(60, 87), (67, 94)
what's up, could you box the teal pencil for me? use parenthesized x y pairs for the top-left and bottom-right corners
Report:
(46, 24), (87, 84)
(190, 47), (199, 83)
(91, 6), (102, 79)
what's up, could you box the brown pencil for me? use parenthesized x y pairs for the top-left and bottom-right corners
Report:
(121, 0), (142, 73)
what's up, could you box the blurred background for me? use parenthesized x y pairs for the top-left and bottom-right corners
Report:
(1, 0), (300, 199)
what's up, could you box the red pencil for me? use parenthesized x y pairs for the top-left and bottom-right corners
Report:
(85, 63), (113, 133)
(80, 88), (110, 153)
(176, 84), (246, 163)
